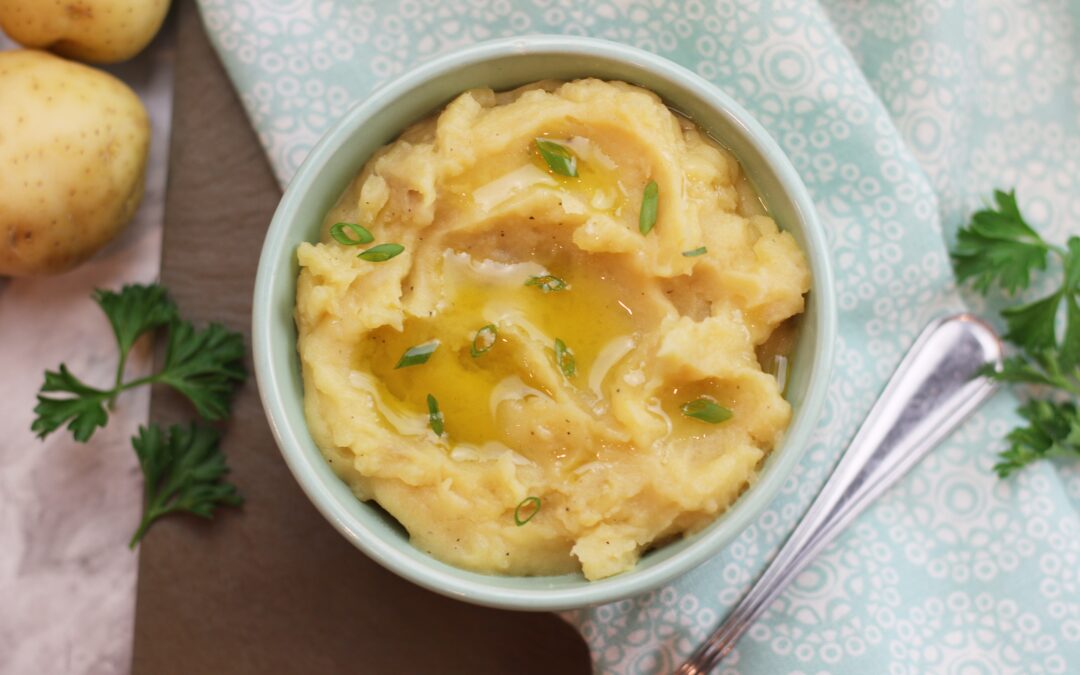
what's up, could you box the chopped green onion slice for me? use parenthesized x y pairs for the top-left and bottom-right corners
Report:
(554, 338), (575, 377)
(395, 340), (439, 369)
(514, 496), (542, 526)
(680, 397), (733, 424)
(639, 180), (659, 235)
(329, 222), (374, 245)
(471, 324), (498, 357)
(534, 138), (578, 177)
(427, 394), (444, 436)
(525, 274), (568, 293)
(358, 243), (404, 262)
(682, 246), (708, 257)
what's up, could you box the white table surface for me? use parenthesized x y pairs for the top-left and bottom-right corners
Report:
(0, 26), (174, 675)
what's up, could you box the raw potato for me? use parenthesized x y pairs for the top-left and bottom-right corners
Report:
(0, 50), (149, 276)
(0, 0), (170, 64)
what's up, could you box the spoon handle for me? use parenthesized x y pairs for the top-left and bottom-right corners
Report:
(676, 314), (1003, 675)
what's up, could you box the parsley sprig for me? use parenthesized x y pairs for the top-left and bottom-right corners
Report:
(32, 284), (246, 441)
(129, 423), (243, 547)
(951, 189), (1080, 477)
(32, 283), (246, 545)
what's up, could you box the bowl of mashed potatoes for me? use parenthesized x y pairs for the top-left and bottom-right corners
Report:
(254, 35), (835, 610)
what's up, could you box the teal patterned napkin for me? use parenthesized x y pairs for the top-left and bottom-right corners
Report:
(195, 1), (1080, 671)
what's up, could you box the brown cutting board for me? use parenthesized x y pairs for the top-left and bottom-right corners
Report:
(130, 5), (590, 673)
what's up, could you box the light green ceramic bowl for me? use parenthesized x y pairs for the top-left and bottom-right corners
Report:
(253, 35), (836, 611)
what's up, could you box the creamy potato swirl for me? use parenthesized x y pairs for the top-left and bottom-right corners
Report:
(295, 79), (810, 580)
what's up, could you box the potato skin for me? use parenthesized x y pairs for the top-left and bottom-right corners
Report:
(0, 50), (149, 276)
(0, 0), (170, 64)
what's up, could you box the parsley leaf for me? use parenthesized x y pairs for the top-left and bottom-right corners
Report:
(983, 352), (1076, 391)
(93, 284), (178, 377)
(994, 400), (1080, 478)
(157, 321), (246, 420)
(1061, 293), (1080, 372)
(1065, 237), (1080, 289)
(951, 189), (1080, 477)
(952, 189), (1053, 294)
(1001, 290), (1064, 354)
(129, 423), (243, 547)
(32, 284), (247, 442)
(1062, 237), (1080, 371)
(31, 365), (111, 442)
(33, 284), (178, 442)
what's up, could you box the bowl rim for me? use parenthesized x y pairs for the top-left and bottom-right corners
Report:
(253, 34), (836, 611)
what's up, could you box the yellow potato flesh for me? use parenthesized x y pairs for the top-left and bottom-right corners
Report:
(295, 80), (811, 580)
(0, 0), (170, 63)
(0, 50), (149, 276)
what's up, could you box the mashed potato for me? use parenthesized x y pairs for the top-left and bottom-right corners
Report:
(295, 79), (810, 580)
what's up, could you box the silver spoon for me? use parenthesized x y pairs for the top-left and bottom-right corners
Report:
(676, 314), (1003, 675)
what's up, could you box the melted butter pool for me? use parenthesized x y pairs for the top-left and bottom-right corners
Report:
(358, 252), (638, 446)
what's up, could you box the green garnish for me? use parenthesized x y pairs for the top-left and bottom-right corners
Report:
(525, 274), (568, 293)
(554, 338), (576, 377)
(534, 138), (578, 177)
(993, 400), (1080, 478)
(32, 284), (246, 442)
(357, 243), (404, 262)
(158, 321), (250, 421)
(34, 366), (111, 442)
(129, 423), (243, 548)
(31, 284), (245, 547)
(395, 340), (440, 369)
(680, 398), (733, 424)
(427, 394), (444, 436)
(683, 246), (708, 257)
(329, 222), (374, 245)
(950, 189), (1080, 477)
(952, 189), (1054, 294)
(639, 180), (659, 235)
(94, 284), (177, 392)
(471, 324), (498, 357)
(514, 496), (542, 526)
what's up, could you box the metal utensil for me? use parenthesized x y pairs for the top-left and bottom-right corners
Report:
(676, 314), (1004, 675)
